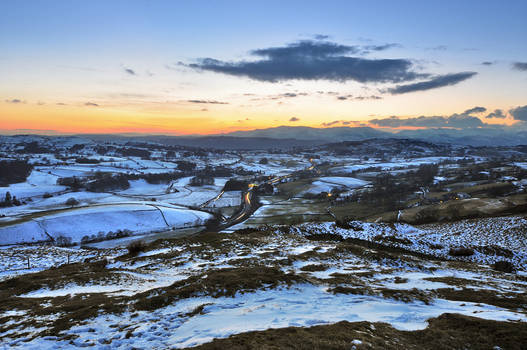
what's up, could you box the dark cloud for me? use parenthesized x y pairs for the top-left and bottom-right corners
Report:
(485, 109), (506, 119)
(464, 106), (486, 114)
(512, 62), (527, 71)
(187, 100), (229, 104)
(510, 105), (527, 121)
(337, 96), (348, 100)
(85, 102), (99, 107)
(185, 40), (424, 83)
(481, 61), (495, 66)
(124, 68), (136, 75)
(5, 99), (24, 104)
(388, 72), (477, 94)
(289, 117), (300, 122)
(370, 109), (486, 129)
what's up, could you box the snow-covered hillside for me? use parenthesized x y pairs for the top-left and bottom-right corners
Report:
(0, 204), (211, 245)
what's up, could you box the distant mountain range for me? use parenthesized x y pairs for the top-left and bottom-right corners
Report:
(224, 126), (387, 142)
(221, 125), (527, 147)
(4, 125), (527, 150)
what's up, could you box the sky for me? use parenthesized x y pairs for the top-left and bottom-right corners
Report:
(1, 0), (526, 135)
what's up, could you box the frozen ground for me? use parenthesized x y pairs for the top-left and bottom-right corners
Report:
(0, 228), (525, 348)
(288, 216), (527, 270)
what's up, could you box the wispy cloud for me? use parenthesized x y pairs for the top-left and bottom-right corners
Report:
(388, 72), (477, 94)
(313, 34), (330, 40)
(85, 102), (99, 107)
(322, 120), (341, 127)
(289, 117), (300, 122)
(124, 67), (136, 75)
(464, 106), (486, 114)
(336, 94), (382, 101)
(5, 98), (24, 104)
(187, 99), (229, 104)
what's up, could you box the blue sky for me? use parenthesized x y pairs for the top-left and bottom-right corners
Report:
(1, 0), (526, 134)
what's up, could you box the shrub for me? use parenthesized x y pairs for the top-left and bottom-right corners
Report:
(65, 197), (79, 206)
(55, 236), (73, 247)
(492, 260), (514, 273)
(335, 219), (363, 231)
(448, 247), (474, 257)
(92, 259), (108, 271)
(429, 243), (444, 250)
(127, 240), (146, 256)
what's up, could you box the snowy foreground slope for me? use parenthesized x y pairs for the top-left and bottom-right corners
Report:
(0, 204), (212, 245)
(0, 223), (526, 349)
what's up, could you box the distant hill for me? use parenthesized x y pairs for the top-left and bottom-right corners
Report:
(5, 124), (527, 150)
(223, 125), (527, 147)
(224, 126), (389, 142)
(136, 136), (321, 150)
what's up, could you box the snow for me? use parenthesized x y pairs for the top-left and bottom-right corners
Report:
(300, 177), (369, 195)
(0, 204), (212, 245)
(288, 219), (527, 270)
(8, 285), (525, 349)
(117, 180), (168, 195)
(330, 157), (462, 175)
(2, 226), (526, 348)
(0, 171), (67, 199)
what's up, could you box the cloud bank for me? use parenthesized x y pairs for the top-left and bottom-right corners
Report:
(186, 40), (424, 83)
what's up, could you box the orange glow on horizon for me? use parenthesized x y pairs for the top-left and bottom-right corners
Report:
(0, 102), (518, 136)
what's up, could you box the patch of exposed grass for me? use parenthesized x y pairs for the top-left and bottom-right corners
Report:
(191, 313), (527, 350)
(300, 264), (329, 272)
(134, 266), (307, 311)
(434, 288), (527, 311)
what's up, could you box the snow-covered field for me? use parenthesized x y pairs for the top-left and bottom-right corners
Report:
(0, 170), (67, 199)
(0, 204), (211, 246)
(1, 228), (525, 348)
(329, 157), (467, 175)
(303, 176), (369, 194)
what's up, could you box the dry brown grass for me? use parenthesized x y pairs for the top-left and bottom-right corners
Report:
(191, 313), (527, 350)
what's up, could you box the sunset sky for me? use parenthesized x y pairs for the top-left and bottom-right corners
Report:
(1, 0), (526, 135)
